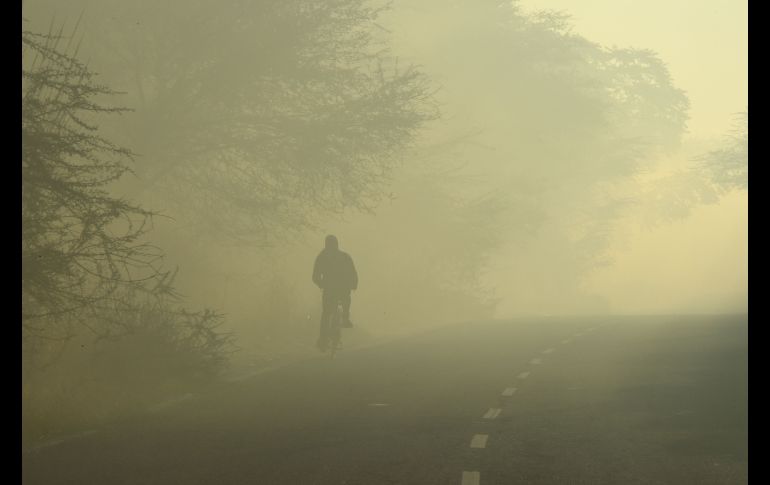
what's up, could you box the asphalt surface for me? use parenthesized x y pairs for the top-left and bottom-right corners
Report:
(22, 314), (748, 485)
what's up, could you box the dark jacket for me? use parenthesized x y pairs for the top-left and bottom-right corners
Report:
(312, 249), (358, 291)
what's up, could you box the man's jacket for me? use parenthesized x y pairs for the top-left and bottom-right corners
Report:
(312, 249), (358, 291)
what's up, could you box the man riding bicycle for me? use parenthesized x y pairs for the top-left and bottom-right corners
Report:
(312, 235), (358, 352)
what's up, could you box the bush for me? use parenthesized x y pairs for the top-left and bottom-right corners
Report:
(22, 289), (236, 448)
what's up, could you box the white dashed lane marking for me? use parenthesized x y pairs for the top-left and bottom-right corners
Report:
(470, 434), (489, 449)
(462, 471), (481, 485)
(483, 408), (502, 419)
(460, 331), (600, 482)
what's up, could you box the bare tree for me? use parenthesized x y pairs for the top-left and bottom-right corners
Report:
(22, 23), (166, 342)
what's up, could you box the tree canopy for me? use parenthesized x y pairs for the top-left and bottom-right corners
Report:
(26, 0), (438, 242)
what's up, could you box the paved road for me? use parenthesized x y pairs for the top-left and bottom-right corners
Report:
(22, 315), (747, 485)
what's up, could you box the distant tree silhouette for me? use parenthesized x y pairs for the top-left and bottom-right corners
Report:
(627, 111), (747, 227)
(359, 1), (691, 314)
(699, 111), (748, 192)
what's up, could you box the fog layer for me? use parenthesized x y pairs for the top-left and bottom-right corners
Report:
(22, 0), (746, 443)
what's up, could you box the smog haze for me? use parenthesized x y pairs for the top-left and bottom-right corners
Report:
(22, 1), (747, 483)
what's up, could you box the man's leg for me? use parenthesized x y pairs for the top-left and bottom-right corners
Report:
(318, 291), (334, 350)
(341, 291), (352, 327)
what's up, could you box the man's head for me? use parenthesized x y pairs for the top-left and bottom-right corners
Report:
(325, 235), (339, 251)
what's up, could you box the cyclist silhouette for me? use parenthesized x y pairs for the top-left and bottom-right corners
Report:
(312, 235), (358, 352)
